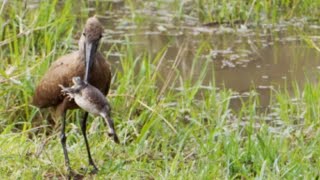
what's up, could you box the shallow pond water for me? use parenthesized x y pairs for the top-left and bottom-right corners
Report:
(30, 1), (320, 110)
(95, 8), (320, 110)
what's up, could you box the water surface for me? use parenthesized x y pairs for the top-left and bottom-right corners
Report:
(31, 1), (320, 110)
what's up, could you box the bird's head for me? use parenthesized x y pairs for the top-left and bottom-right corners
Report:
(72, 76), (87, 88)
(79, 16), (104, 82)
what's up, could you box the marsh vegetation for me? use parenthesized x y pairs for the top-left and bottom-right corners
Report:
(1, 0), (320, 179)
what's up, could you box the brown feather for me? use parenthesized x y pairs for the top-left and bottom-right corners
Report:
(32, 51), (111, 109)
(31, 16), (116, 172)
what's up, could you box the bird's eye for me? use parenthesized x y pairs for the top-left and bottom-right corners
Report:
(83, 32), (86, 36)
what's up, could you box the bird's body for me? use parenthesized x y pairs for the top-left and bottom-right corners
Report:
(73, 85), (106, 116)
(33, 50), (111, 110)
(32, 16), (115, 176)
(60, 77), (119, 143)
(71, 83), (110, 117)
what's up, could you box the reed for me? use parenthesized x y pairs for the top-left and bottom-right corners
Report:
(1, 0), (320, 179)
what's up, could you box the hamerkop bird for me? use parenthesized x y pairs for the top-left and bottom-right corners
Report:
(32, 16), (115, 174)
(59, 76), (119, 143)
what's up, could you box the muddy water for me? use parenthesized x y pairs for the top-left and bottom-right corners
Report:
(98, 15), (320, 109)
(30, 1), (320, 109)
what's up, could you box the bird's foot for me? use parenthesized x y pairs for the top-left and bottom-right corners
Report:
(90, 167), (99, 175)
(65, 93), (74, 101)
(89, 161), (99, 174)
(67, 170), (84, 180)
(80, 165), (99, 175)
(66, 167), (74, 180)
(59, 88), (74, 102)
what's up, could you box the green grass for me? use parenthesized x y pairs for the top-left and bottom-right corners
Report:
(124, 0), (320, 25)
(1, 0), (320, 179)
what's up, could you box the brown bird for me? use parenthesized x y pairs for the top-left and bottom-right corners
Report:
(32, 16), (113, 175)
(59, 76), (119, 143)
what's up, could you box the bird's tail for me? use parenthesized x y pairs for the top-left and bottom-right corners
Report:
(104, 115), (120, 144)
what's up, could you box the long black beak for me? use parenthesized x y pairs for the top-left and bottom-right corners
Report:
(84, 40), (99, 82)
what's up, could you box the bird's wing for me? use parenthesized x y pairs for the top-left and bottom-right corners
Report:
(32, 51), (84, 108)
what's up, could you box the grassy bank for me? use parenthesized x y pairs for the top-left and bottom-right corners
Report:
(121, 0), (320, 24)
(1, 0), (320, 179)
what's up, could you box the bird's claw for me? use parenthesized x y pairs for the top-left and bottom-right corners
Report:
(66, 94), (73, 101)
(59, 84), (68, 94)
(90, 167), (99, 175)
(58, 84), (74, 101)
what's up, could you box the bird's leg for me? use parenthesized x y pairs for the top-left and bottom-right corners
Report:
(80, 112), (98, 173)
(59, 101), (72, 177)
